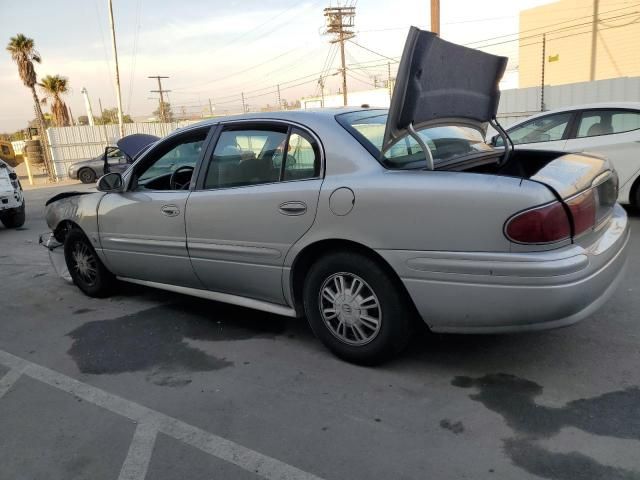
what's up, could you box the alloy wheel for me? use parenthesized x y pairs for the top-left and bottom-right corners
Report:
(319, 272), (382, 346)
(71, 240), (98, 286)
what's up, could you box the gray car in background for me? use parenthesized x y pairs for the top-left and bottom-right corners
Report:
(43, 28), (629, 364)
(68, 146), (128, 183)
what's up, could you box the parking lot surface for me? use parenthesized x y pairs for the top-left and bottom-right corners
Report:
(1, 183), (639, 480)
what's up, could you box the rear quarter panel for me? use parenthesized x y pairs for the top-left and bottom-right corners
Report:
(287, 168), (557, 257)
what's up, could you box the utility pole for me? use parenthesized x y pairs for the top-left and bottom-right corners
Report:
(539, 33), (547, 111)
(208, 98), (214, 116)
(107, 0), (124, 138)
(98, 98), (110, 144)
(541, 33), (547, 111)
(241, 92), (246, 113)
(276, 84), (282, 110)
(590, 0), (599, 81)
(149, 75), (170, 122)
(430, 0), (440, 35)
(81, 87), (95, 126)
(324, 5), (356, 106)
(67, 105), (75, 126)
(387, 61), (393, 100)
(318, 77), (325, 107)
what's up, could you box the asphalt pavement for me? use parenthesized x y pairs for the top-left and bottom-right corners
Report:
(0, 183), (639, 480)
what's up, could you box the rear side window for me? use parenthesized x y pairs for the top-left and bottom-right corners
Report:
(282, 129), (320, 181)
(203, 126), (320, 189)
(506, 112), (572, 145)
(205, 128), (287, 189)
(577, 109), (640, 138)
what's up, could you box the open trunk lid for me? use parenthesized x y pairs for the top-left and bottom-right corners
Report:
(382, 27), (507, 153)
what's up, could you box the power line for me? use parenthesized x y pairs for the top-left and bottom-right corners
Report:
(465, 2), (640, 46)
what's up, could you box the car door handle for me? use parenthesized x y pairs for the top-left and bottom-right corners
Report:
(161, 204), (180, 217)
(278, 201), (307, 216)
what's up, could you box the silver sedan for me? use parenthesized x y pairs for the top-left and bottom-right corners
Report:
(43, 28), (629, 364)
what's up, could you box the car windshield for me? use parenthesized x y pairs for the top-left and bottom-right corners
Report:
(337, 110), (493, 169)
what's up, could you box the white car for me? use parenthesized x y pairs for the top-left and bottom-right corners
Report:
(0, 159), (25, 229)
(495, 103), (640, 208)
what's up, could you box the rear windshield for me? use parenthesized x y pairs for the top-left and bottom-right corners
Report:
(336, 110), (493, 169)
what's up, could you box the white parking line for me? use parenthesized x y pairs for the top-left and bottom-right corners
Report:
(118, 422), (158, 480)
(0, 367), (24, 399)
(0, 349), (324, 480)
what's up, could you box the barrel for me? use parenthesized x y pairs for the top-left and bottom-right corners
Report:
(25, 139), (44, 164)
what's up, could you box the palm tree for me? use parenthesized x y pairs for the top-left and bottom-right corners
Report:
(6, 33), (53, 177)
(39, 75), (71, 127)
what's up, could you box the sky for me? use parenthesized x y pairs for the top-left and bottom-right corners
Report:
(0, 0), (556, 132)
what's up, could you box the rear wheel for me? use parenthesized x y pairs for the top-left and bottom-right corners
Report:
(64, 228), (115, 297)
(0, 202), (25, 228)
(78, 168), (96, 184)
(303, 251), (414, 365)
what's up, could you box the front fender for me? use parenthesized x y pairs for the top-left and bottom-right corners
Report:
(45, 191), (106, 251)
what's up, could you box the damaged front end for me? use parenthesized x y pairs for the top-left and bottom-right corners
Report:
(39, 232), (72, 283)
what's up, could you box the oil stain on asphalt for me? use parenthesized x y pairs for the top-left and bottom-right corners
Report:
(452, 373), (640, 479)
(66, 299), (289, 383)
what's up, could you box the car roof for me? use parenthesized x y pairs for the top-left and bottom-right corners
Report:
(508, 102), (640, 127)
(171, 107), (388, 136)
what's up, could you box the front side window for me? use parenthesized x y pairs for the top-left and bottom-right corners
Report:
(506, 112), (572, 145)
(107, 148), (123, 158)
(135, 131), (207, 189)
(577, 109), (640, 138)
(338, 110), (491, 169)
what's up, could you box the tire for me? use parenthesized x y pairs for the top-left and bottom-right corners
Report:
(64, 228), (115, 297)
(303, 251), (414, 365)
(632, 179), (640, 211)
(78, 168), (96, 184)
(0, 202), (25, 228)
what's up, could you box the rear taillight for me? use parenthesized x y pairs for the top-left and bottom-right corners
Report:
(505, 201), (571, 244)
(566, 189), (596, 236)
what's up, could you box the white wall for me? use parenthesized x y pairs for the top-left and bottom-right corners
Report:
(47, 121), (195, 179)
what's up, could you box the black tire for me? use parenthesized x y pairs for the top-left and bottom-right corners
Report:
(632, 179), (640, 211)
(64, 228), (115, 297)
(0, 202), (25, 228)
(78, 168), (96, 184)
(303, 251), (414, 365)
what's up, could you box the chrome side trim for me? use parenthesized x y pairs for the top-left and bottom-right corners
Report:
(104, 237), (186, 248)
(116, 277), (297, 317)
(187, 242), (282, 259)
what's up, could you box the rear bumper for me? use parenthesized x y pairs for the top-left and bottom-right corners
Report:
(378, 204), (630, 333)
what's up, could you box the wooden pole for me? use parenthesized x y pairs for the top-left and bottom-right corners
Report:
(431, 0), (440, 35)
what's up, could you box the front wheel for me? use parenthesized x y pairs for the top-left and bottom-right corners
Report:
(64, 228), (115, 297)
(0, 202), (25, 228)
(78, 168), (96, 184)
(303, 251), (414, 365)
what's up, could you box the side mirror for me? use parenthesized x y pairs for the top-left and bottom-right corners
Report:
(119, 157), (128, 164)
(97, 172), (124, 192)
(490, 134), (499, 146)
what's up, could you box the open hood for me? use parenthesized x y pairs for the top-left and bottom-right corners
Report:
(382, 27), (507, 153)
(116, 133), (159, 160)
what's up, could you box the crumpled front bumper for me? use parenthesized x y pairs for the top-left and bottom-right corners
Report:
(40, 232), (72, 283)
